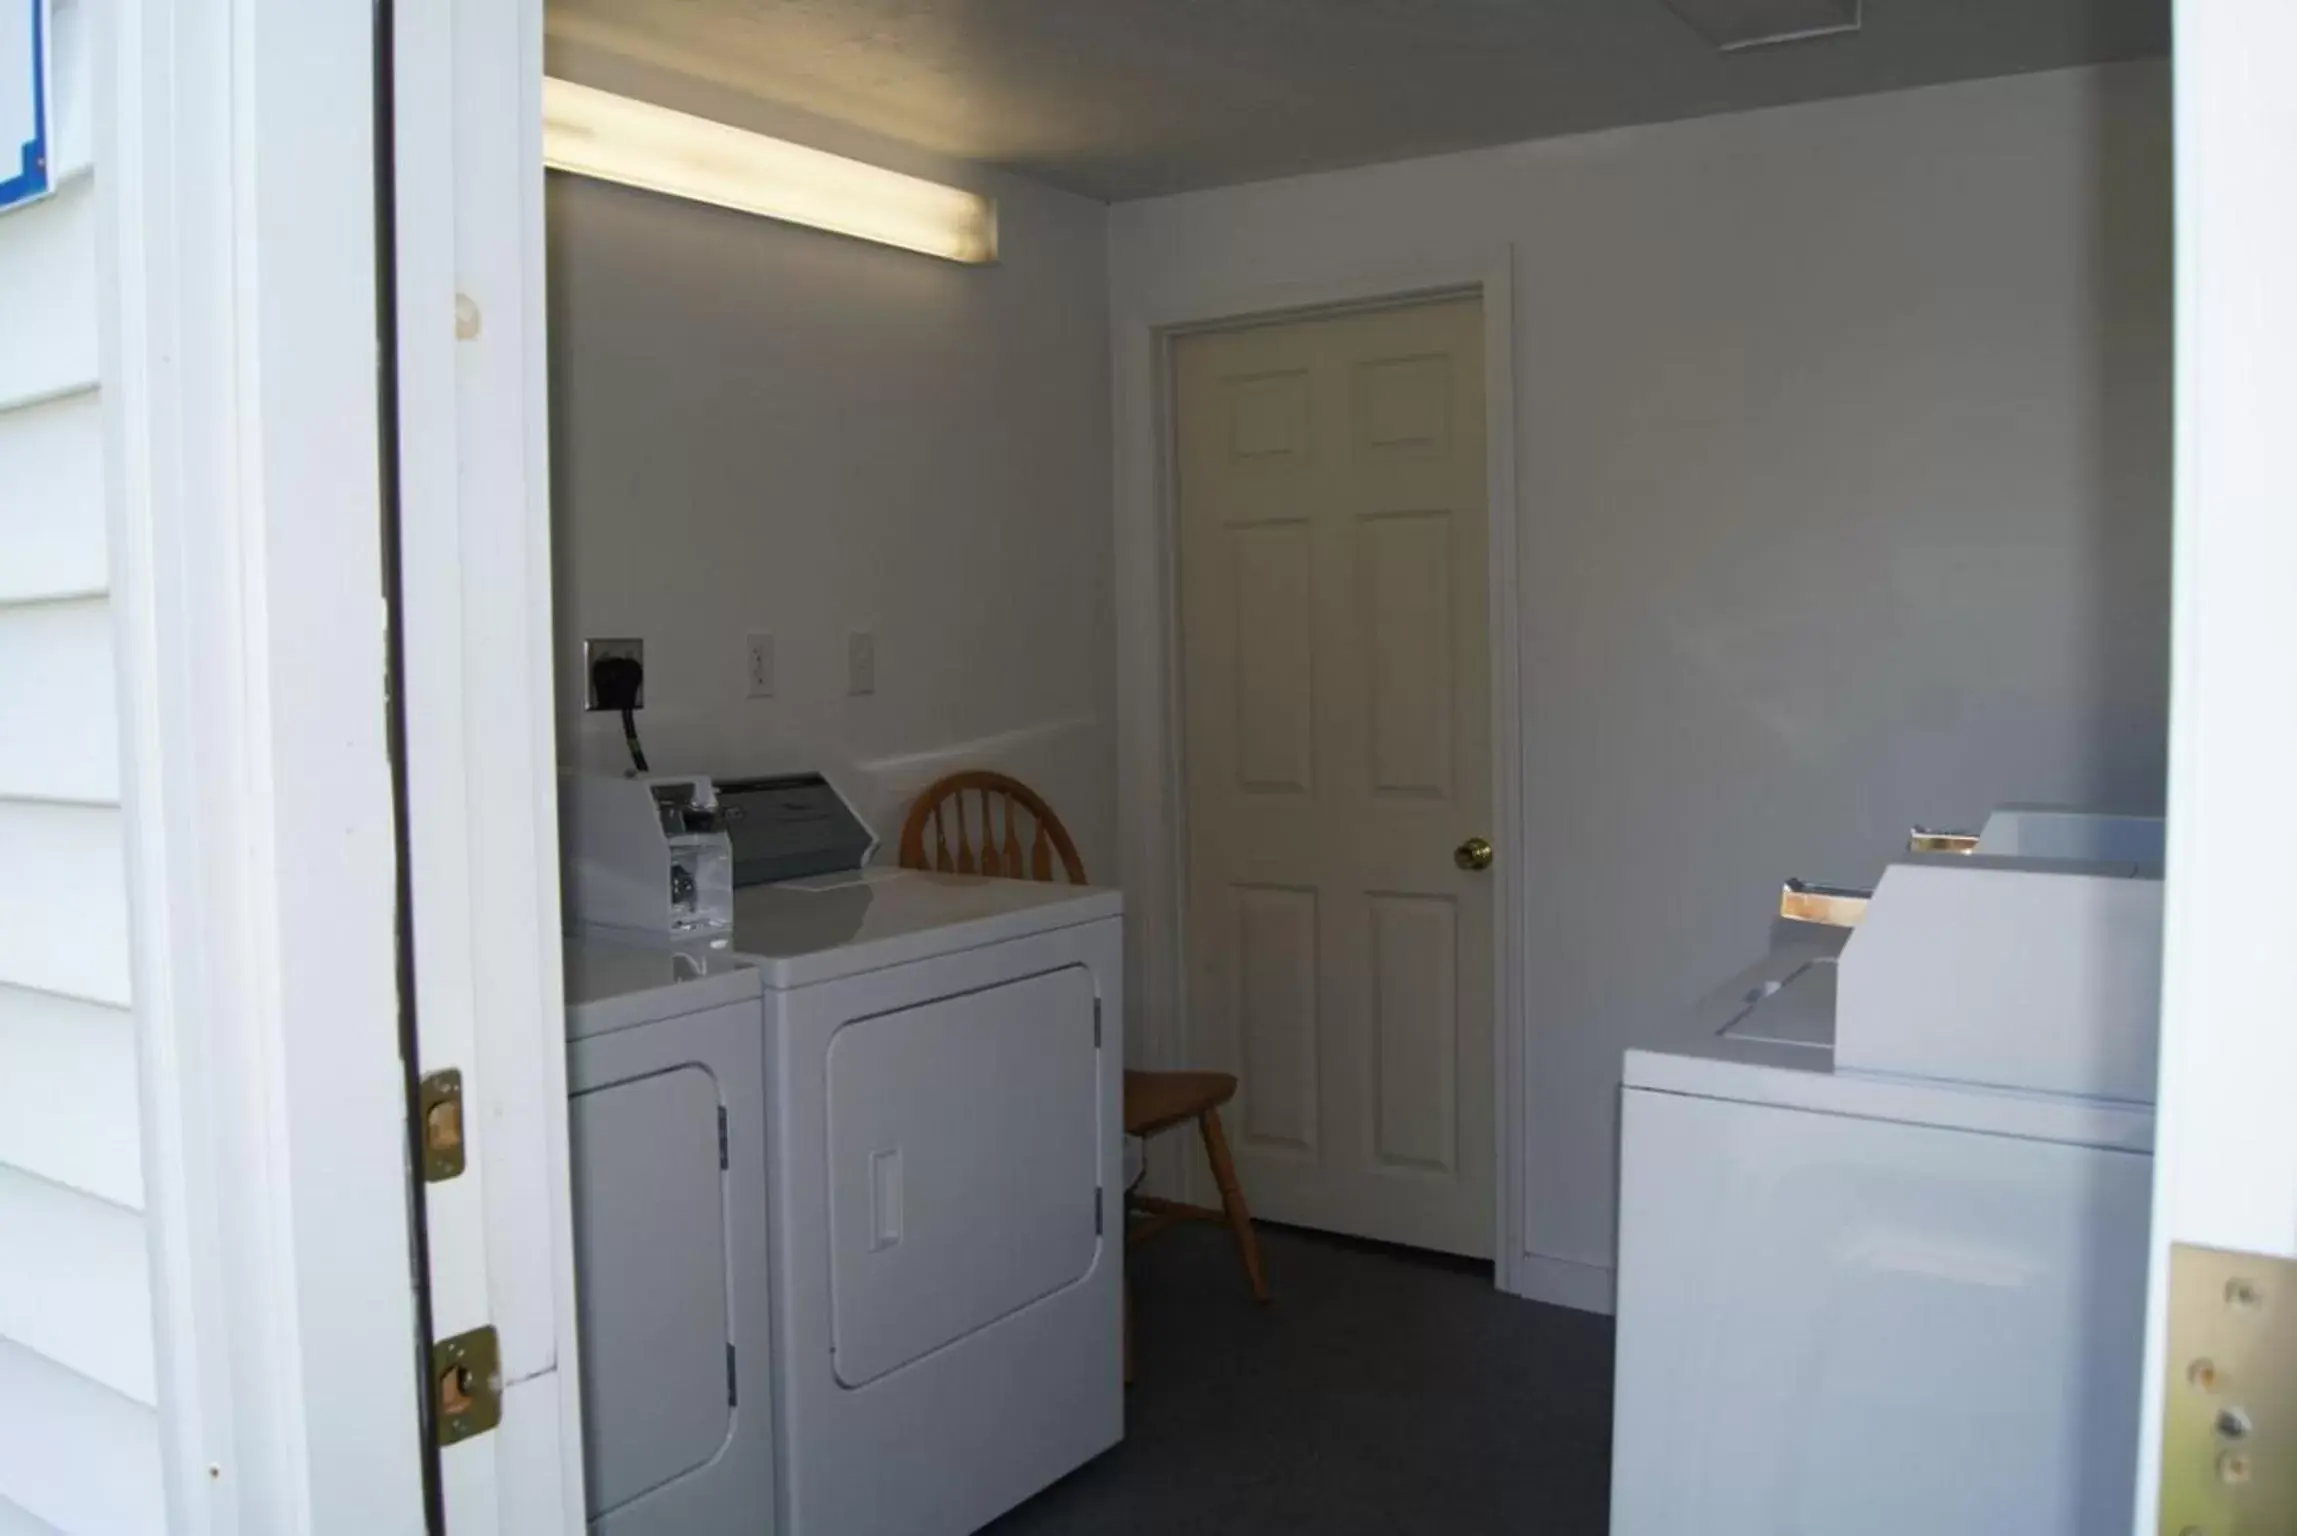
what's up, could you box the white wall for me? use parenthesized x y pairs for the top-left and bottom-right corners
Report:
(1110, 62), (2173, 1307)
(0, 2), (167, 1528)
(546, 54), (1119, 876)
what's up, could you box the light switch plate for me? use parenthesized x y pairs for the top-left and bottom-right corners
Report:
(847, 631), (876, 697)
(745, 631), (776, 698)
(2159, 1242), (2297, 1532)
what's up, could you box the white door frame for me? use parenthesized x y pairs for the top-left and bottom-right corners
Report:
(100, 0), (431, 1527)
(102, 0), (582, 1528)
(1111, 250), (1529, 1296)
(2132, 1), (2297, 1526)
(390, 0), (586, 1530)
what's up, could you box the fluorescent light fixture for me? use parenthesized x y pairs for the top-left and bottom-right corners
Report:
(542, 77), (998, 264)
(1661, 0), (1861, 51)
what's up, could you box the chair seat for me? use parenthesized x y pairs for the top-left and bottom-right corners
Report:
(1123, 1070), (1238, 1138)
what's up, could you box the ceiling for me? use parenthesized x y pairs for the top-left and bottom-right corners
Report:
(544, 0), (2169, 202)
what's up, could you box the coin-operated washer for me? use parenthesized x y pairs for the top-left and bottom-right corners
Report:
(1611, 808), (2164, 1536)
(560, 771), (1124, 1536)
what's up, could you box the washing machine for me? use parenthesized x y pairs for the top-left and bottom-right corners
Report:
(1610, 821), (2162, 1535)
(561, 772), (1124, 1536)
(562, 937), (776, 1536)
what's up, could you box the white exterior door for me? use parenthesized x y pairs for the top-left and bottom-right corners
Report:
(1174, 297), (1495, 1257)
(2135, 2), (2297, 1528)
(392, 0), (586, 1529)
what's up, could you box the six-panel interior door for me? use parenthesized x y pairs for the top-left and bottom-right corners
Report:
(1173, 296), (1494, 1257)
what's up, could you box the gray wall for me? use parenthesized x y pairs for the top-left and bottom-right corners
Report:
(1109, 61), (2173, 1302)
(548, 55), (1119, 872)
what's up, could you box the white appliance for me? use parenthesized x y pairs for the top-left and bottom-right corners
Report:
(740, 868), (1123, 1535)
(563, 938), (775, 1536)
(1972, 803), (2163, 864)
(561, 773), (1124, 1536)
(1610, 820), (2161, 1535)
(561, 773), (736, 941)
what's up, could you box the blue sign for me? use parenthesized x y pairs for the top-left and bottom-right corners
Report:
(0, 0), (49, 212)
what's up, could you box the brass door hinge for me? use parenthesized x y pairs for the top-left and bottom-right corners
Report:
(431, 1326), (502, 1447)
(418, 1069), (465, 1181)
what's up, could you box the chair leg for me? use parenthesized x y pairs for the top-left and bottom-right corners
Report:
(1197, 1106), (1269, 1303)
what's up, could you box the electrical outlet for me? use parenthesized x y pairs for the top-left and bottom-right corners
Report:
(847, 631), (876, 697)
(745, 632), (776, 698)
(582, 637), (644, 711)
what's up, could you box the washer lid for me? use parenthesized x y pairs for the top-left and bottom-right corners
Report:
(1719, 958), (1837, 1049)
(562, 933), (760, 1041)
(730, 869), (1122, 988)
(1626, 1037), (2155, 1152)
(1628, 938), (2154, 1153)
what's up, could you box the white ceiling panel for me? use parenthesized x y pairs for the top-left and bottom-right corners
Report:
(545, 0), (2169, 200)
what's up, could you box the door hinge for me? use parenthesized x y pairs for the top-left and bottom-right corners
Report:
(726, 1343), (738, 1407)
(718, 1105), (730, 1170)
(418, 1069), (466, 1182)
(1093, 998), (1102, 1049)
(431, 1326), (502, 1447)
(1095, 1187), (1104, 1237)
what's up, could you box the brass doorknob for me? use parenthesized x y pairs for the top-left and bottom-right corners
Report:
(1454, 837), (1494, 872)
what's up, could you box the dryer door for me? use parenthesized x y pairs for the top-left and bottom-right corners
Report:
(825, 964), (1101, 1387)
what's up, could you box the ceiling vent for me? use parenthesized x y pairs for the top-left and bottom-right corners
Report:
(1661, 0), (1862, 51)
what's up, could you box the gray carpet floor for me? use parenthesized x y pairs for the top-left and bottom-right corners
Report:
(985, 1223), (1616, 1535)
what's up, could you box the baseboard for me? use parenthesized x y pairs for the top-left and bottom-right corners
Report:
(1503, 1250), (1615, 1316)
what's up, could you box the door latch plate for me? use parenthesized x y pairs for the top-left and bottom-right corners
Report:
(431, 1326), (502, 1447)
(2159, 1242), (2297, 1532)
(418, 1069), (465, 1181)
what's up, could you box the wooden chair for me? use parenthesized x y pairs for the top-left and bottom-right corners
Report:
(897, 773), (1273, 1331)
(1119, 1072), (1270, 1304)
(896, 770), (1087, 884)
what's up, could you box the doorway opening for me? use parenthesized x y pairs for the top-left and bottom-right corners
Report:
(401, 5), (2181, 1531)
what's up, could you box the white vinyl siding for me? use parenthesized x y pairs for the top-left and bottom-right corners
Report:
(0, 804), (129, 1004)
(0, 987), (140, 1207)
(0, 394), (105, 602)
(42, 0), (87, 182)
(0, 1495), (68, 1536)
(0, 1340), (163, 1534)
(0, 2), (163, 1530)
(0, 599), (119, 801)
(0, 1165), (155, 1402)
(0, 182), (97, 411)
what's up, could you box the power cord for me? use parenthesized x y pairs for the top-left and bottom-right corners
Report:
(590, 654), (649, 774)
